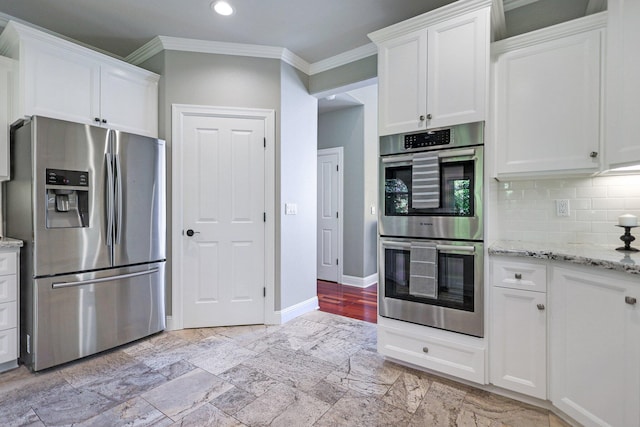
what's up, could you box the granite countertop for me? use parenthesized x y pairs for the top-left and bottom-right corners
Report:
(489, 240), (640, 275)
(0, 237), (24, 248)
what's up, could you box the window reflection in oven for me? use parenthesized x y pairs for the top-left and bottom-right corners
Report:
(384, 161), (474, 217)
(383, 246), (475, 312)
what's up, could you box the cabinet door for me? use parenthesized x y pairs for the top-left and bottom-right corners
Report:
(550, 266), (640, 427)
(0, 57), (13, 181)
(495, 30), (602, 176)
(21, 39), (100, 125)
(100, 65), (158, 137)
(377, 29), (428, 136)
(490, 287), (546, 399)
(427, 8), (488, 129)
(606, 0), (640, 168)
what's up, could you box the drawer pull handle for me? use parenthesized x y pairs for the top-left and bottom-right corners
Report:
(537, 303), (545, 310)
(626, 296), (637, 305)
(515, 273), (522, 280)
(422, 347), (429, 353)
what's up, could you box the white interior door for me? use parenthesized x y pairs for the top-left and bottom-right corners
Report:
(317, 148), (342, 282)
(180, 113), (266, 328)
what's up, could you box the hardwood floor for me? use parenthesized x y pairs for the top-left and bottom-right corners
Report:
(317, 280), (377, 323)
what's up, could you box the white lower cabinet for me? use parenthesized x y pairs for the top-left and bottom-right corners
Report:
(490, 287), (547, 399)
(0, 247), (19, 371)
(549, 265), (640, 427)
(490, 258), (547, 399)
(378, 316), (486, 384)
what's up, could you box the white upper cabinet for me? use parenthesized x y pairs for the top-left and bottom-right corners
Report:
(0, 56), (14, 182)
(492, 14), (605, 178)
(605, 0), (640, 169)
(370, 0), (490, 136)
(0, 21), (159, 138)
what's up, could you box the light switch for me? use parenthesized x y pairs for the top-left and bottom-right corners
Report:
(370, 205), (376, 215)
(285, 203), (297, 215)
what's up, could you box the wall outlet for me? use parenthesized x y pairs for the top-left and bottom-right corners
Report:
(556, 199), (570, 217)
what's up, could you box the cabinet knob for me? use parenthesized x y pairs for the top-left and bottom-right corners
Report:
(426, 113), (432, 120)
(537, 303), (545, 310)
(515, 273), (522, 280)
(94, 117), (100, 123)
(590, 151), (598, 158)
(101, 119), (107, 124)
(422, 347), (429, 353)
(626, 296), (637, 305)
(419, 115), (426, 121)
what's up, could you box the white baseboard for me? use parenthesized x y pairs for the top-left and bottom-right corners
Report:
(165, 315), (177, 331)
(275, 296), (319, 324)
(341, 273), (378, 288)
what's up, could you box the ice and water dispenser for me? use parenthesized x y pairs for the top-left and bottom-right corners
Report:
(45, 169), (89, 228)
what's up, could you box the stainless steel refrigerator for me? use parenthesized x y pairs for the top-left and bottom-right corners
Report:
(4, 115), (166, 371)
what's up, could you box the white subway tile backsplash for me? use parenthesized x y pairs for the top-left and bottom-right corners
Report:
(576, 186), (608, 198)
(491, 174), (640, 244)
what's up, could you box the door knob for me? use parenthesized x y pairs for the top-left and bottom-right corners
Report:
(186, 229), (200, 237)
(537, 303), (545, 310)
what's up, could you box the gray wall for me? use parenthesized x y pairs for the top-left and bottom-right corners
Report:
(309, 55), (377, 96)
(140, 50), (317, 316)
(318, 106), (367, 278)
(279, 63), (318, 309)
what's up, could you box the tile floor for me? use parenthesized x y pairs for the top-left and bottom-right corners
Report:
(0, 311), (569, 426)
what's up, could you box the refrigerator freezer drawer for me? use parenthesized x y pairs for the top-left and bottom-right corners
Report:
(25, 262), (165, 371)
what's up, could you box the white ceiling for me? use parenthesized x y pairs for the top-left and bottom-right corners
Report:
(0, 0), (604, 66)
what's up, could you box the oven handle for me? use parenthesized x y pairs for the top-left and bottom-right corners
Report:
(438, 148), (476, 160)
(436, 244), (476, 254)
(381, 148), (477, 165)
(381, 240), (412, 249)
(381, 155), (413, 164)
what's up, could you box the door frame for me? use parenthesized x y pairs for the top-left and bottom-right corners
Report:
(317, 147), (344, 284)
(171, 104), (276, 330)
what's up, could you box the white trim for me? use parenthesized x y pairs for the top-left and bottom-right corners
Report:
(368, 0), (491, 44)
(491, 0), (507, 42)
(165, 316), (175, 331)
(502, 0), (540, 12)
(309, 44), (377, 75)
(491, 11), (607, 54)
(317, 147), (344, 284)
(342, 273), (378, 289)
(127, 35), (310, 74)
(275, 297), (320, 324)
(171, 104), (276, 330)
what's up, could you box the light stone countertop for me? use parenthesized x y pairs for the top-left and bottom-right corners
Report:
(489, 240), (640, 276)
(0, 237), (24, 248)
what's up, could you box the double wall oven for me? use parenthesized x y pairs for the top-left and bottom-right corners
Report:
(378, 122), (484, 337)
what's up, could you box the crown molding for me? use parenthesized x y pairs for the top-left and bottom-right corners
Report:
(368, 0), (492, 44)
(491, 11), (607, 54)
(127, 35), (311, 74)
(308, 43), (377, 75)
(502, 0), (540, 12)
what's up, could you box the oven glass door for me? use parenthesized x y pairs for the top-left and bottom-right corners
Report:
(383, 244), (475, 312)
(384, 159), (475, 217)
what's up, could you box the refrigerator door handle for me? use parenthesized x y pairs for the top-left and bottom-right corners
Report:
(105, 152), (115, 248)
(114, 153), (123, 245)
(51, 268), (160, 289)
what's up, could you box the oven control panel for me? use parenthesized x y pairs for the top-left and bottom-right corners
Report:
(404, 129), (451, 150)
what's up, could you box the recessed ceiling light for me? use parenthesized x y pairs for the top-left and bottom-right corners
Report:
(212, 1), (234, 16)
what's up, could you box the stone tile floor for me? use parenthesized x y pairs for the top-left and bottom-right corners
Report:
(0, 311), (570, 426)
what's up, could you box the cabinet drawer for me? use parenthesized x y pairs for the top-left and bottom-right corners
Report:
(0, 274), (17, 304)
(0, 328), (17, 364)
(492, 259), (547, 292)
(0, 251), (17, 276)
(378, 324), (485, 384)
(0, 301), (17, 331)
